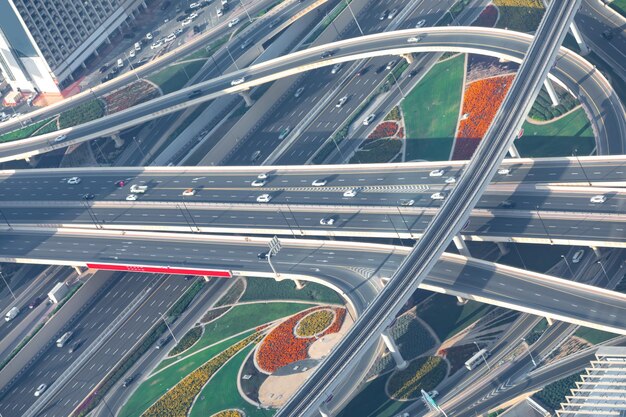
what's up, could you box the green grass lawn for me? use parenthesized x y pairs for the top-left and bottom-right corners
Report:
(189, 344), (269, 417)
(119, 336), (249, 417)
(417, 294), (493, 341)
(574, 327), (618, 345)
(157, 303), (311, 370)
(0, 118), (57, 143)
(241, 278), (343, 304)
(148, 60), (206, 94)
(610, 0), (626, 17)
(493, 0), (545, 33)
(58, 99), (105, 129)
(517, 108), (595, 157)
(401, 54), (464, 161)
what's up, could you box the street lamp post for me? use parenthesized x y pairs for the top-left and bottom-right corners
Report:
(131, 135), (147, 159)
(597, 260), (610, 284)
(240, 0), (253, 22)
(560, 254), (575, 277)
(521, 337), (538, 367)
(159, 312), (178, 344)
(535, 206), (553, 245)
(0, 270), (16, 300)
(473, 341), (490, 370)
(0, 209), (12, 230)
(572, 148), (592, 186)
(388, 69), (406, 98)
(226, 46), (239, 70)
(386, 215), (405, 247)
(344, 0), (364, 35)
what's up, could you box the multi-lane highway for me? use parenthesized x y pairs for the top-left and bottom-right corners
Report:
(0, 24), (623, 163)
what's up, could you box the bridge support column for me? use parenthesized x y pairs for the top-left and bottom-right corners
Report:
(546, 317), (554, 326)
(294, 279), (304, 290)
(73, 266), (84, 275)
(543, 79), (560, 106)
(496, 242), (510, 256)
(239, 90), (255, 107)
(569, 21), (591, 55)
(456, 296), (468, 305)
(591, 246), (602, 258)
(381, 329), (407, 370)
(110, 133), (125, 148)
(453, 235), (470, 257)
(508, 142), (521, 158)
(24, 155), (39, 167)
(319, 404), (332, 417)
(401, 53), (413, 64)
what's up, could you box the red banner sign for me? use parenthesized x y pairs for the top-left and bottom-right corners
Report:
(86, 263), (232, 278)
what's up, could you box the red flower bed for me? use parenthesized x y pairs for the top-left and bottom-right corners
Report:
(256, 307), (346, 373)
(397, 127), (405, 139)
(453, 75), (514, 160)
(368, 121), (399, 139)
(103, 80), (160, 114)
(472, 5), (498, 28)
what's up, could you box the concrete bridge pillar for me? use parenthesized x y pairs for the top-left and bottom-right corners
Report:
(569, 21), (591, 55)
(319, 404), (332, 417)
(24, 155), (39, 167)
(73, 265), (84, 275)
(110, 133), (125, 148)
(239, 90), (255, 107)
(381, 329), (408, 370)
(453, 235), (471, 257)
(456, 296), (468, 305)
(496, 242), (510, 256)
(543, 79), (560, 106)
(508, 143), (521, 158)
(591, 246), (602, 258)
(546, 317), (554, 326)
(401, 53), (414, 64)
(294, 279), (304, 290)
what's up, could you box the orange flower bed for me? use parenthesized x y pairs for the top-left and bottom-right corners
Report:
(368, 121), (399, 139)
(256, 307), (346, 373)
(453, 75), (514, 160)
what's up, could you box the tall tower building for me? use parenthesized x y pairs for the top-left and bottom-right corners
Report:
(0, 0), (147, 94)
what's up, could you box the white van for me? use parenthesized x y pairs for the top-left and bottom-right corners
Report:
(130, 184), (148, 194)
(117, 58), (124, 68)
(134, 42), (141, 51)
(5, 306), (19, 322)
(56, 331), (73, 347)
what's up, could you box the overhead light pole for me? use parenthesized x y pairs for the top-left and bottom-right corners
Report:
(159, 312), (178, 344)
(560, 254), (575, 277)
(596, 260), (610, 284)
(0, 270), (16, 300)
(344, 0), (363, 35)
(535, 206), (553, 245)
(572, 148), (591, 186)
(473, 341), (490, 370)
(521, 337), (537, 367)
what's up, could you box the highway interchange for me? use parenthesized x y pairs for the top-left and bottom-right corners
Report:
(0, 0), (624, 416)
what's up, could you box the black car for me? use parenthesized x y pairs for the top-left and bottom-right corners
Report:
(375, 64), (386, 74)
(602, 29), (614, 40)
(193, 25), (201, 34)
(122, 376), (134, 387)
(155, 336), (171, 349)
(356, 66), (368, 76)
(28, 296), (43, 309)
(222, 2), (229, 10)
(98, 64), (109, 74)
(257, 251), (270, 260)
(68, 340), (81, 353)
(379, 10), (389, 20)
(320, 50), (334, 59)
(188, 89), (202, 99)
(407, 69), (419, 78)
(82, 193), (95, 200)
(176, 15), (187, 22)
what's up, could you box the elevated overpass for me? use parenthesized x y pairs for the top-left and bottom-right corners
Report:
(0, 228), (625, 336)
(0, 24), (623, 163)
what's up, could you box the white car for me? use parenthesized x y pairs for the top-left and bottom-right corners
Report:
(572, 249), (585, 263)
(222, 0), (228, 4)
(126, 194), (138, 201)
(230, 77), (245, 86)
(217, 8), (224, 17)
(312, 179), (327, 187)
(363, 113), (376, 126)
(497, 168), (510, 175)
(320, 217), (335, 225)
(150, 41), (163, 49)
(257, 173), (269, 180)
(251, 179), (266, 187)
(257, 194), (271, 203)
(182, 188), (196, 196)
(189, 12), (199, 19)
(67, 176), (81, 185)
(445, 177), (457, 184)
(415, 19), (426, 27)
(228, 18), (240, 27)
(331, 63), (342, 74)
(399, 199), (414, 206)
(278, 127), (290, 140)
(336, 96), (348, 108)
(190, 2), (201, 7)
(182, 17), (193, 26)
(343, 189), (357, 198)
(294, 87), (305, 98)
(129, 49), (136, 58)
(146, 32), (153, 40)
(34, 383), (47, 397)
(590, 195), (607, 203)
(429, 169), (445, 177)
(407, 36), (422, 43)
(387, 8), (398, 19)
(54, 134), (67, 142)
(386, 60), (396, 70)
(431, 192), (445, 200)
(165, 33), (176, 42)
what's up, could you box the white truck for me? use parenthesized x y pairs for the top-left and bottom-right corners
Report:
(4, 306), (19, 322)
(48, 282), (69, 304)
(56, 331), (73, 347)
(130, 184), (148, 194)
